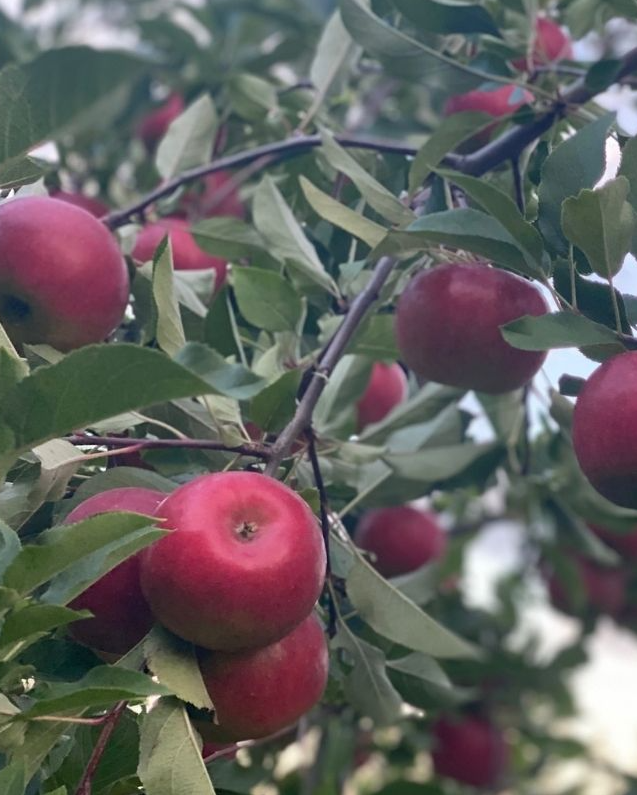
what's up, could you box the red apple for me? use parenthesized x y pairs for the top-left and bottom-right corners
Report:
(64, 487), (165, 656)
(180, 172), (245, 221)
(356, 362), (408, 431)
(133, 216), (227, 292)
(573, 352), (637, 508)
(195, 613), (328, 742)
(431, 715), (509, 788)
(443, 84), (534, 145)
(395, 262), (549, 394)
(0, 197), (129, 351)
(50, 190), (109, 218)
(140, 471), (326, 651)
(136, 93), (185, 151)
(353, 506), (446, 577)
(513, 17), (573, 70)
(545, 557), (627, 617)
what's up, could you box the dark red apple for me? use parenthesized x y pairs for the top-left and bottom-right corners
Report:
(180, 171), (245, 221)
(545, 557), (627, 617)
(353, 506), (446, 577)
(0, 197), (129, 351)
(573, 352), (637, 508)
(443, 84), (534, 145)
(395, 262), (549, 394)
(513, 17), (573, 70)
(64, 487), (165, 656)
(50, 190), (109, 218)
(133, 216), (227, 292)
(356, 362), (408, 431)
(196, 613), (328, 742)
(140, 471), (326, 651)
(431, 715), (509, 788)
(136, 93), (185, 151)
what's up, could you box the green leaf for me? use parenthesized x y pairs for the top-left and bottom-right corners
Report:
(0, 760), (25, 795)
(22, 667), (170, 717)
(232, 267), (303, 332)
(408, 112), (493, 192)
(346, 548), (477, 659)
(252, 176), (338, 295)
(310, 10), (360, 99)
(173, 343), (265, 400)
(0, 520), (21, 578)
(618, 134), (637, 255)
(0, 603), (87, 647)
(145, 626), (214, 711)
(0, 156), (43, 189)
(561, 177), (635, 278)
(227, 73), (277, 122)
(300, 176), (387, 247)
(138, 698), (215, 795)
(538, 113), (615, 255)
(392, 0), (500, 36)
(249, 369), (302, 433)
(156, 94), (218, 181)
(335, 628), (403, 725)
(0, 47), (146, 170)
(348, 314), (400, 360)
(313, 354), (372, 435)
(192, 217), (268, 260)
(152, 237), (187, 356)
(320, 131), (414, 226)
(386, 652), (463, 708)
(383, 442), (500, 482)
(435, 168), (545, 272)
(502, 311), (619, 351)
(3, 512), (157, 595)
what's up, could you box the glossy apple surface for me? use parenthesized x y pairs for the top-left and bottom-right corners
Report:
(133, 216), (227, 292)
(356, 362), (408, 431)
(443, 84), (534, 145)
(50, 190), (109, 218)
(0, 197), (129, 351)
(196, 613), (328, 742)
(573, 352), (637, 508)
(64, 487), (165, 656)
(354, 506), (446, 577)
(395, 261), (548, 393)
(140, 471), (326, 651)
(136, 93), (185, 151)
(514, 17), (573, 70)
(432, 715), (508, 788)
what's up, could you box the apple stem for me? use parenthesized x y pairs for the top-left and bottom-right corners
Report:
(74, 701), (128, 795)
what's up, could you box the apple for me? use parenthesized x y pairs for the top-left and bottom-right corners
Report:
(395, 261), (549, 394)
(356, 362), (408, 431)
(545, 557), (627, 617)
(353, 506), (446, 577)
(195, 613), (328, 742)
(431, 715), (508, 788)
(140, 471), (326, 651)
(572, 352), (637, 508)
(133, 216), (228, 292)
(443, 84), (534, 146)
(513, 17), (573, 70)
(64, 487), (166, 656)
(136, 93), (185, 151)
(50, 190), (109, 218)
(179, 171), (245, 221)
(0, 197), (129, 352)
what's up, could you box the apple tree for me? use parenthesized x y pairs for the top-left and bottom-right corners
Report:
(1, 0), (637, 793)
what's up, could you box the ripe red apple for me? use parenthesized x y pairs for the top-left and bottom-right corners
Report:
(133, 216), (227, 292)
(353, 506), (446, 577)
(443, 84), (534, 146)
(590, 523), (637, 561)
(0, 197), (129, 351)
(545, 557), (627, 617)
(195, 613), (328, 742)
(140, 471), (326, 651)
(431, 715), (509, 788)
(64, 487), (165, 656)
(136, 93), (185, 151)
(356, 362), (408, 431)
(395, 262), (549, 394)
(573, 352), (637, 508)
(513, 17), (573, 70)
(180, 172), (245, 221)
(50, 190), (109, 218)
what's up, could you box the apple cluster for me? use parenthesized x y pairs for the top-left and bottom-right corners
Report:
(64, 472), (328, 743)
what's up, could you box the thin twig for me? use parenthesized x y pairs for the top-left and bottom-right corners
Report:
(67, 434), (271, 460)
(74, 701), (128, 795)
(264, 256), (398, 475)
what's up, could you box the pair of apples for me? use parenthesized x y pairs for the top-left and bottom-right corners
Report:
(65, 471), (328, 743)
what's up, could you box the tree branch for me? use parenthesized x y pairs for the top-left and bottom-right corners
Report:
(67, 434), (271, 460)
(264, 256), (398, 475)
(74, 701), (128, 795)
